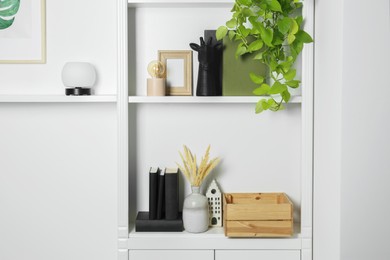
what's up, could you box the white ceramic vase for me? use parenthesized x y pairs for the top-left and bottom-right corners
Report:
(183, 186), (209, 233)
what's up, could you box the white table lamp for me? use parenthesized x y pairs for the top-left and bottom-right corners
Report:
(62, 62), (96, 95)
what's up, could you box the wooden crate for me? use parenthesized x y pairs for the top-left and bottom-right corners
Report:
(223, 193), (293, 237)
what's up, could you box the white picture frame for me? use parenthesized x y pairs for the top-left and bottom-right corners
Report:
(0, 0), (46, 63)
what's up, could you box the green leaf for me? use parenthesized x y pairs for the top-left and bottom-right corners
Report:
(293, 40), (304, 54)
(238, 0), (252, 6)
(216, 26), (228, 41)
(295, 30), (313, 43)
(253, 83), (270, 95)
(250, 27), (260, 35)
(226, 18), (237, 29)
(269, 81), (287, 94)
(272, 31), (284, 45)
(270, 59), (278, 71)
(0, 0), (19, 17)
(242, 7), (255, 17)
(280, 58), (293, 72)
(281, 90), (291, 103)
(248, 39), (264, 52)
(286, 80), (300, 88)
(265, 98), (276, 109)
(250, 73), (265, 85)
(265, 0), (282, 12)
(255, 99), (267, 113)
(253, 51), (264, 60)
(277, 17), (291, 35)
(284, 69), (296, 81)
(287, 33), (296, 44)
(295, 16), (303, 27)
(235, 45), (247, 58)
(228, 30), (236, 41)
(290, 19), (299, 35)
(239, 25), (251, 37)
(261, 27), (274, 47)
(0, 17), (15, 29)
(0, 0), (20, 30)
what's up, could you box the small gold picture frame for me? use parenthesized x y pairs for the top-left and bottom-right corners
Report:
(158, 50), (192, 96)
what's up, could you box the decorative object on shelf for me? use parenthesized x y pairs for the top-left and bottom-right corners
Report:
(204, 30), (223, 96)
(158, 50), (192, 96)
(156, 168), (165, 219)
(216, 0), (313, 113)
(223, 193), (293, 237)
(165, 167), (179, 220)
(148, 167), (160, 220)
(139, 167), (183, 232)
(0, 0), (46, 64)
(190, 36), (221, 96)
(222, 35), (268, 96)
(182, 186), (209, 233)
(147, 60), (166, 96)
(135, 211), (183, 232)
(62, 62), (96, 96)
(177, 145), (220, 233)
(206, 179), (223, 227)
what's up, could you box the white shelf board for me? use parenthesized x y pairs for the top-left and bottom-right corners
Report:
(129, 96), (302, 104)
(0, 95), (116, 103)
(128, 224), (302, 250)
(128, 0), (233, 7)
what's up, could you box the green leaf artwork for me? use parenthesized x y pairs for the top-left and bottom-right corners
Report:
(218, 0), (313, 113)
(0, 0), (20, 30)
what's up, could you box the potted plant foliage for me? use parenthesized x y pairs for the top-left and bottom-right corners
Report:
(216, 0), (313, 113)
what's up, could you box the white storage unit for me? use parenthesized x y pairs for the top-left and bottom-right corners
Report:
(117, 0), (314, 260)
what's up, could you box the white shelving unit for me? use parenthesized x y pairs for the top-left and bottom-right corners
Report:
(129, 96), (302, 104)
(117, 0), (314, 259)
(0, 95), (116, 103)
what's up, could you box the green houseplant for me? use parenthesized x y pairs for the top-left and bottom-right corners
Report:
(216, 0), (313, 113)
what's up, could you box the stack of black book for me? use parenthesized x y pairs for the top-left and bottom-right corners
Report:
(135, 167), (183, 232)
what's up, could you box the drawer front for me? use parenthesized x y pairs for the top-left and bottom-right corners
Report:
(216, 250), (300, 260)
(129, 250), (214, 260)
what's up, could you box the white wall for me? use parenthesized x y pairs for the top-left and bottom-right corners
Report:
(313, 0), (343, 259)
(0, 0), (117, 95)
(315, 0), (390, 260)
(341, 0), (390, 259)
(0, 1), (118, 260)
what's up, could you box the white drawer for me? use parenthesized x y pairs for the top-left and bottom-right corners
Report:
(215, 250), (300, 260)
(129, 250), (214, 260)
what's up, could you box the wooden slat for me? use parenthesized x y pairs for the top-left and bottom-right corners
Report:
(226, 204), (292, 220)
(226, 220), (293, 237)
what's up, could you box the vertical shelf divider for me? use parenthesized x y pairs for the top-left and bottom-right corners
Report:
(118, 0), (129, 253)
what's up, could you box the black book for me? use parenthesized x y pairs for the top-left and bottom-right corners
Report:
(156, 168), (165, 219)
(135, 211), (183, 232)
(165, 167), (179, 220)
(149, 167), (160, 220)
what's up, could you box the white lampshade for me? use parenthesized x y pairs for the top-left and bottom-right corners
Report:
(62, 62), (96, 88)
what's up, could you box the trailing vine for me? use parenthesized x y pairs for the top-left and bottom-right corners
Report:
(217, 0), (313, 113)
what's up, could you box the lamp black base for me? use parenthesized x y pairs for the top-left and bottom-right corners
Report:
(65, 87), (91, 96)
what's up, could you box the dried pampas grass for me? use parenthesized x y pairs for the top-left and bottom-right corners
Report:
(177, 145), (220, 187)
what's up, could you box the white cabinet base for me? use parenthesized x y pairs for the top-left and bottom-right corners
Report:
(215, 250), (300, 260)
(129, 250), (214, 260)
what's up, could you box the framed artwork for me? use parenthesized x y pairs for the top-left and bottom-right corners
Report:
(0, 0), (46, 63)
(158, 50), (192, 96)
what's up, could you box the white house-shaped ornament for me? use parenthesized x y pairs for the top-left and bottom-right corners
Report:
(206, 179), (222, 227)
